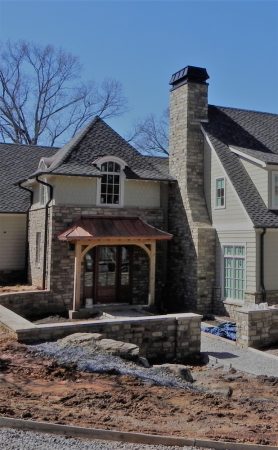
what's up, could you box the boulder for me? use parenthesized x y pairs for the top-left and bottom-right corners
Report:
(96, 338), (139, 359)
(156, 363), (194, 383)
(57, 333), (139, 361)
(58, 333), (102, 348)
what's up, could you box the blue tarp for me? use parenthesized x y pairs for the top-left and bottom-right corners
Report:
(202, 322), (236, 341)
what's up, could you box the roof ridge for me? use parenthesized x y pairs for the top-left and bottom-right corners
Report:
(209, 104), (278, 117)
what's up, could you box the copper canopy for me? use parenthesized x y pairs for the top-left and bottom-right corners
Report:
(58, 216), (172, 242)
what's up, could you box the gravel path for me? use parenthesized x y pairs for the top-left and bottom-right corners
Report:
(0, 428), (210, 450)
(201, 332), (278, 376)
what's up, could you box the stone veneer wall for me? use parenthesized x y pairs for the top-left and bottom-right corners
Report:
(132, 246), (149, 304)
(168, 80), (216, 314)
(13, 312), (201, 362)
(0, 290), (65, 319)
(28, 208), (47, 288)
(236, 308), (278, 348)
(45, 205), (167, 310)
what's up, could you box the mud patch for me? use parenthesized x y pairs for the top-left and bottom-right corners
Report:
(0, 329), (277, 445)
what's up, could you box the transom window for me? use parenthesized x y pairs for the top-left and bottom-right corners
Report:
(223, 245), (245, 300)
(100, 161), (121, 205)
(215, 177), (225, 208)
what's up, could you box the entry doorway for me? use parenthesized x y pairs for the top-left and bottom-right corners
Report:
(84, 246), (133, 304)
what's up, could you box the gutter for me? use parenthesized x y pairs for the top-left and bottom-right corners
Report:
(35, 176), (54, 290)
(260, 228), (266, 302)
(17, 183), (34, 282)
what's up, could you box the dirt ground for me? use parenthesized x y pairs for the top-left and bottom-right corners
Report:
(0, 329), (277, 446)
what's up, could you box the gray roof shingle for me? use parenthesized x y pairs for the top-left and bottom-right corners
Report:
(0, 143), (57, 213)
(203, 105), (278, 228)
(230, 146), (278, 165)
(32, 117), (173, 182)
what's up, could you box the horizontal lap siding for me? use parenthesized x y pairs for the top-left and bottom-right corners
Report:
(216, 230), (257, 294)
(204, 141), (252, 229)
(0, 215), (26, 270)
(264, 231), (278, 290)
(204, 141), (257, 296)
(241, 158), (269, 206)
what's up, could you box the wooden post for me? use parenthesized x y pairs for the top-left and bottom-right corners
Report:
(73, 242), (82, 312)
(148, 241), (156, 306)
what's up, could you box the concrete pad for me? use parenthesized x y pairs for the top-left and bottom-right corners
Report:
(0, 305), (36, 332)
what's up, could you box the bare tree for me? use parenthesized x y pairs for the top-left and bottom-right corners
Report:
(0, 41), (127, 146)
(128, 109), (169, 155)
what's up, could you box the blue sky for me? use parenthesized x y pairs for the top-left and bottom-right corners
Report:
(0, 0), (277, 138)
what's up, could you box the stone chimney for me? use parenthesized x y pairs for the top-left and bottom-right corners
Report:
(167, 65), (215, 314)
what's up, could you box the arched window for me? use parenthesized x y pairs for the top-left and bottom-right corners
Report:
(96, 157), (125, 207)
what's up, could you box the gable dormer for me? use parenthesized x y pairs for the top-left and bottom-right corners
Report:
(230, 146), (278, 210)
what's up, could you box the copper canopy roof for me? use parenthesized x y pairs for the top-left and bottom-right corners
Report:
(58, 216), (172, 242)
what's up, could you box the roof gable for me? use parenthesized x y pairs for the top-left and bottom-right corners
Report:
(33, 117), (173, 182)
(203, 106), (278, 228)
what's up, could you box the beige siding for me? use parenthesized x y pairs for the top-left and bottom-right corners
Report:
(240, 158), (269, 206)
(204, 140), (252, 229)
(124, 180), (160, 208)
(31, 176), (161, 209)
(52, 176), (97, 206)
(0, 214), (26, 270)
(264, 231), (278, 290)
(216, 230), (257, 296)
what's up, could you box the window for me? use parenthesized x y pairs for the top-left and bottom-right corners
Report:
(96, 158), (125, 207)
(272, 172), (278, 209)
(35, 232), (41, 264)
(215, 177), (225, 208)
(223, 245), (245, 300)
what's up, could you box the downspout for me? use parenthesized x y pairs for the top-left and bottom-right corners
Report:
(18, 182), (33, 282)
(36, 175), (54, 290)
(260, 228), (266, 303)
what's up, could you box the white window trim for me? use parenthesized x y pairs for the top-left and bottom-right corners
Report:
(271, 171), (278, 210)
(95, 156), (126, 208)
(214, 176), (226, 210)
(221, 243), (246, 302)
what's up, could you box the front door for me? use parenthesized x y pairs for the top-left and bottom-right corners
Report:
(84, 246), (133, 304)
(96, 246), (117, 303)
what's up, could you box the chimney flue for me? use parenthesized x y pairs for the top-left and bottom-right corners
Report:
(169, 65), (209, 90)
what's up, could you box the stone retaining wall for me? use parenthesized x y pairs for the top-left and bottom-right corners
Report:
(0, 307), (201, 362)
(236, 308), (278, 348)
(220, 294), (278, 322)
(0, 290), (65, 319)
